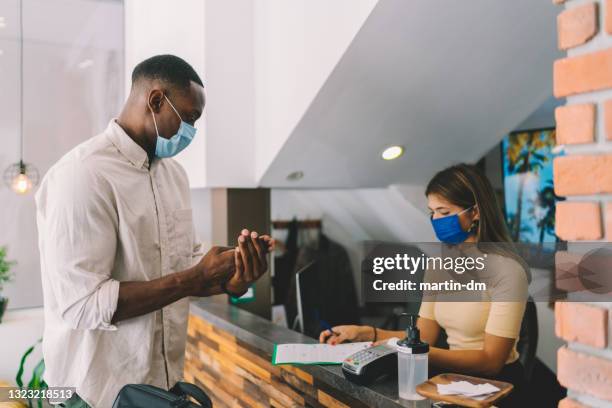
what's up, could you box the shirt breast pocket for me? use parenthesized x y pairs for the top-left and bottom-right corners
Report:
(172, 208), (194, 267)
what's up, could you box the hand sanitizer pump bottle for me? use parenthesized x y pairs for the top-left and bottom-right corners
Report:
(396, 315), (429, 401)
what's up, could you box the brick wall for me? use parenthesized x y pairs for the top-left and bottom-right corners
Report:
(554, 0), (612, 407)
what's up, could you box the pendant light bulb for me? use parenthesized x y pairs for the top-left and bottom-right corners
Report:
(3, 0), (39, 195)
(4, 161), (39, 194)
(11, 171), (32, 194)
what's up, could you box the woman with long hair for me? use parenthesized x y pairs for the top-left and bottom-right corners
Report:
(320, 163), (528, 404)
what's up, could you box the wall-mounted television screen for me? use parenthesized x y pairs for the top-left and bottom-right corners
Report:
(501, 128), (564, 244)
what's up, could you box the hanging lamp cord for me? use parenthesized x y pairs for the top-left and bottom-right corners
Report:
(19, 0), (24, 166)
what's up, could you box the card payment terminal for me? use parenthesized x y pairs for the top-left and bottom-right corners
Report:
(341, 343), (398, 385)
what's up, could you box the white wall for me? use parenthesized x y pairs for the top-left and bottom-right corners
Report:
(0, 308), (43, 383)
(0, 0), (124, 309)
(201, 0), (378, 187)
(516, 96), (563, 131)
(124, 0), (207, 188)
(253, 0), (377, 181)
(203, 0), (257, 188)
(190, 188), (213, 251)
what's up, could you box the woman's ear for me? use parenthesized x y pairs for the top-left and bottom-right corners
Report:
(472, 205), (480, 221)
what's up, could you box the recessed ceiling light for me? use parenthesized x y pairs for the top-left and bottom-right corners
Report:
(0, 50), (4, 56)
(0, 17), (5, 28)
(381, 145), (404, 160)
(287, 171), (304, 181)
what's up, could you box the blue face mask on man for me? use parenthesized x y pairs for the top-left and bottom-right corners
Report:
(430, 206), (475, 244)
(150, 94), (197, 158)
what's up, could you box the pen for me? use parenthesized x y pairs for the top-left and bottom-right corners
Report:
(320, 319), (339, 336)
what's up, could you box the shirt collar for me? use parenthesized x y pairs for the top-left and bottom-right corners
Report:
(106, 119), (150, 169)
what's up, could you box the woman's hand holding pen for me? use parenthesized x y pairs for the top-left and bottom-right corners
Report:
(319, 325), (376, 345)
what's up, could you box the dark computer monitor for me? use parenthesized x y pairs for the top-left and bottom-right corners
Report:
(295, 260), (360, 338)
(295, 260), (317, 337)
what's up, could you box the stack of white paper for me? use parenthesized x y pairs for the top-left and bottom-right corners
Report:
(273, 342), (371, 365)
(437, 381), (500, 401)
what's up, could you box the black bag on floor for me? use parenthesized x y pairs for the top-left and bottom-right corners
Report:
(112, 382), (212, 408)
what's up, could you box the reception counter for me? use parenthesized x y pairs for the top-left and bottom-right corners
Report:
(185, 298), (430, 408)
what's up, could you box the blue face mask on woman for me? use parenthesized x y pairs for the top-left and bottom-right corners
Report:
(150, 94), (197, 158)
(430, 206), (475, 244)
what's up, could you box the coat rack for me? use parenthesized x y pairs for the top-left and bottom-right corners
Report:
(271, 219), (322, 230)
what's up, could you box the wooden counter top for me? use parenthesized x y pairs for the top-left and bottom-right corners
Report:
(185, 298), (429, 408)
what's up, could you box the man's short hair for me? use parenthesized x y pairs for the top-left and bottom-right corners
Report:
(131, 55), (203, 91)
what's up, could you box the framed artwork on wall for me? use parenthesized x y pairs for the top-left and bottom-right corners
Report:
(501, 128), (565, 245)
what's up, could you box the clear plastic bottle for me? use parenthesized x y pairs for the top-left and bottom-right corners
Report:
(396, 315), (429, 401)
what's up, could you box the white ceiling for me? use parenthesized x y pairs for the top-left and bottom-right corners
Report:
(260, 0), (562, 188)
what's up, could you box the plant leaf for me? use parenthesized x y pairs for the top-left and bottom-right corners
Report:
(28, 359), (46, 408)
(16, 345), (36, 388)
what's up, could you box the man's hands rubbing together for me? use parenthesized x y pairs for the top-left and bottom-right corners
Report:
(192, 229), (275, 297)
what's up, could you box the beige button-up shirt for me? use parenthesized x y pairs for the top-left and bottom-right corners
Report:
(35, 120), (202, 408)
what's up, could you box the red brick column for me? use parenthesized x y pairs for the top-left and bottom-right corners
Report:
(554, 1), (612, 407)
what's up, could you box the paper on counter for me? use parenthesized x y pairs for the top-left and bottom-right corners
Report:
(437, 380), (500, 400)
(272, 342), (371, 365)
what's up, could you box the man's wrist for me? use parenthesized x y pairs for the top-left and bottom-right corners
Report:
(178, 266), (203, 297)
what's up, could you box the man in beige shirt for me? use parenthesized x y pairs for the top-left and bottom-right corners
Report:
(35, 55), (271, 407)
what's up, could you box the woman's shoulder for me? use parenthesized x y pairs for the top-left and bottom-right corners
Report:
(484, 252), (529, 298)
(486, 252), (525, 273)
